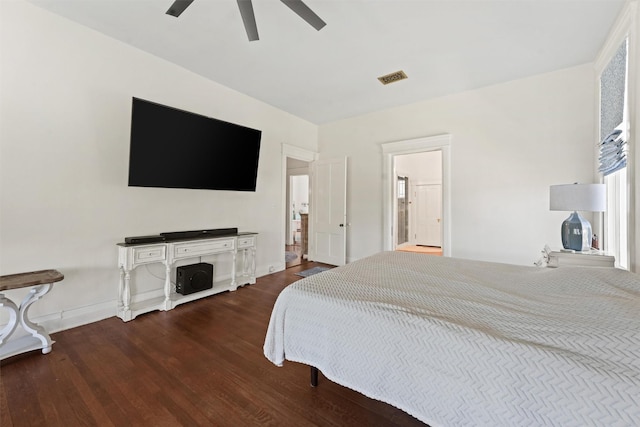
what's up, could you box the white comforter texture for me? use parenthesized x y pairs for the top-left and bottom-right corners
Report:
(263, 251), (640, 426)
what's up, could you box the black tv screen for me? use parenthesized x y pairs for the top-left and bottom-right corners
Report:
(128, 97), (261, 191)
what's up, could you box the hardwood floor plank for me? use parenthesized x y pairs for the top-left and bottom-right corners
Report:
(1, 262), (426, 426)
(47, 350), (115, 426)
(32, 356), (95, 425)
(3, 357), (47, 426)
(0, 369), (15, 427)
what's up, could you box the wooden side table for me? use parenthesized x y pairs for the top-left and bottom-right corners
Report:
(0, 269), (64, 360)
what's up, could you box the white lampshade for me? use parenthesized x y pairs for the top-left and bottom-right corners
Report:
(549, 183), (606, 212)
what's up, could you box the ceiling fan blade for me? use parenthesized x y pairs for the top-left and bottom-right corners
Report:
(237, 0), (259, 41)
(166, 0), (194, 17)
(280, 0), (326, 31)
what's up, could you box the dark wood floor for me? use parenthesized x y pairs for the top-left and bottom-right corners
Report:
(1, 262), (427, 427)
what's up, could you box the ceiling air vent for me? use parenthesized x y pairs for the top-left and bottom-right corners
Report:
(378, 70), (408, 85)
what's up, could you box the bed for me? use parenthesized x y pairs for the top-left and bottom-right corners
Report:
(263, 251), (640, 426)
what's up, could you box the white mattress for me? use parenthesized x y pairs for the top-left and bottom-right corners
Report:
(263, 251), (640, 426)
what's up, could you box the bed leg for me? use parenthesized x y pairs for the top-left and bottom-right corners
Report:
(310, 366), (319, 387)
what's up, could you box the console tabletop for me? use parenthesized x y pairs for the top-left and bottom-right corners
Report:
(0, 269), (64, 360)
(0, 269), (64, 291)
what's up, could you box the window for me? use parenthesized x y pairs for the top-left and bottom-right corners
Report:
(599, 38), (629, 269)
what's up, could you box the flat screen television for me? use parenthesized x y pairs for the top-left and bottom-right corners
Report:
(128, 97), (262, 191)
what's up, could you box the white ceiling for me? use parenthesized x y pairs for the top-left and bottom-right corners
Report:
(29, 0), (625, 124)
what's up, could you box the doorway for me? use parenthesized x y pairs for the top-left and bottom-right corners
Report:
(286, 158), (310, 268)
(394, 151), (443, 254)
(281, 144), (348, 269)
(381, 135), (451, 256)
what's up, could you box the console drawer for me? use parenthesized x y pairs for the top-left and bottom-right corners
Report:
(133, 245), (167, 264)
(173, 239), (235, 259)
(237, 236), (255, 249)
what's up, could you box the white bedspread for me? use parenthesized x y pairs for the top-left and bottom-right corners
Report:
(263, 251), (640, 426)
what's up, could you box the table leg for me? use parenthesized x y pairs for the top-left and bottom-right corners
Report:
(242, 248), (248, 277)
(163, 263), (172, 310)
(251, 247), (256, 277)
(122, 269), (131, 312)
(231, 250), (237, 290)
(118, 267), (124, 309)
(19, 284), (54, 354)
(0, 294), (19, 345)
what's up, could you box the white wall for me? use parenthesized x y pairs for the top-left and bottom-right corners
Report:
(0, 1), (317, 330)
(319, 65), (596, 265)
(395, 151), (442, 184)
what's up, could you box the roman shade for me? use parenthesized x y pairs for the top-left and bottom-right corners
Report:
(598, 39), (628, 176)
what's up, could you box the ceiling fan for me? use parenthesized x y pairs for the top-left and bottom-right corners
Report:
(165, 0), (326, 42)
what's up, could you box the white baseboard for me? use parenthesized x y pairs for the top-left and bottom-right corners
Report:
(36, 300), (117, 334)
(255, 263), (285, 277)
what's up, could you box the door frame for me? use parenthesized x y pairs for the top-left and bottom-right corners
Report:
(381, 134), (452, 256)
(282, 144), (317, 264)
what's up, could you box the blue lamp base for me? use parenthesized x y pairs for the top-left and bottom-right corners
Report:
(561, 211), (592, 252)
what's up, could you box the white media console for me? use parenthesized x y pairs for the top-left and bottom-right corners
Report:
(117, 232), (257, 321)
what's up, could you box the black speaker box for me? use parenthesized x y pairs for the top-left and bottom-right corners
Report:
(176, 263), (213, 295)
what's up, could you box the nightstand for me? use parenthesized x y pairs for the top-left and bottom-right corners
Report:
(547, 250), (615, 268)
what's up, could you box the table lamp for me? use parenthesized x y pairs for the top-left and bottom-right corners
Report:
(549, 183), (606, 252)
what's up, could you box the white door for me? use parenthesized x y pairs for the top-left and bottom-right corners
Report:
(310, 157), (347, 265)
(415, 184), (442, 247)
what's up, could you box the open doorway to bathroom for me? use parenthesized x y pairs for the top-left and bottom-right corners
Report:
(285, 158), (310, 268)
(382, 134), (451, 257)
(394, 150), (443, 257)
